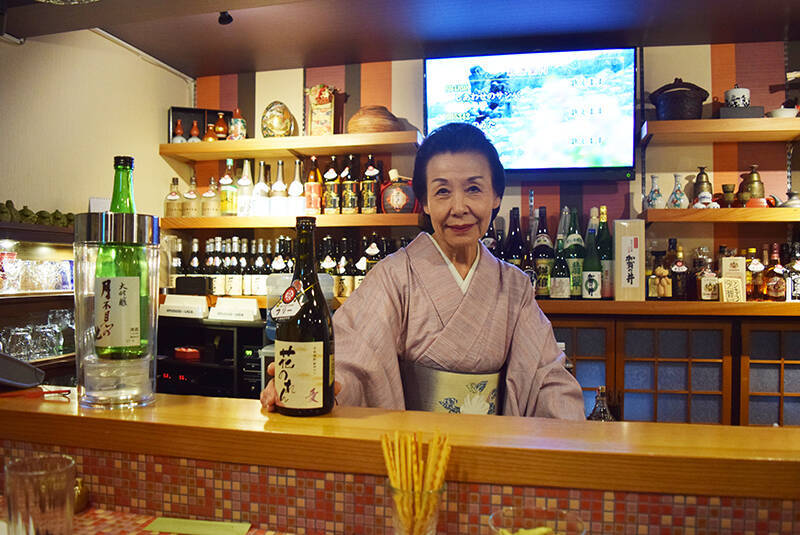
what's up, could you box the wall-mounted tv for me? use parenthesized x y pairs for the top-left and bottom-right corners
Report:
(424, 48), (636, 181)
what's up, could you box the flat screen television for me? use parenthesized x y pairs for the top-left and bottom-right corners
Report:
(424, 48), (636, 181)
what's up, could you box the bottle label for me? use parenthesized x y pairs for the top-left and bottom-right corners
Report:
(165, 204), (183, 217)
(600, 259), (613, 298)
(699, 274), (719, 300)
(321, 256), (337, 270)
(340, 275), (355, 297)
(339, 166), (350, 179)
(355, 257), (367, 272)
(273, 340), (324, 409)
(767, 276), (786, 299)
(582, 270), (602, 299)
(94, 276), (140, 348)
(242, 274), (253, 296)
(323, 169), (338, 181)
(365, 243), (380, 256)
(566, 258), (583, 296)
(272, 256), (287, 272)
(789, 273), (800, 301)
(212, 275), (226, 296)
(533, 234), (553, 248)
(201, 201), (221, 217)
(550, 277), (571, 299)
(748, 260), (765, 273)
(670, 262), (688, 273)
(354, 275), (366, 289)
(507, 258), (522, 266)
(304, 182), (322, 214)
(182, 204), (200, 217)
(534, 258), (553, 296)
(252, 274), (269, 296)
(271, 281), (307, 320)
(365, 166), (379, 177)
(565, 234), (584, 248)
(226, 274), (243, 296)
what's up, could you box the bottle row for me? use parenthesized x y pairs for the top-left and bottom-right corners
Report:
(170, 232), (413, 299)
(164, 154), (418, 219)
(484, 204), (614, 300)
(646, 239), (800, 301)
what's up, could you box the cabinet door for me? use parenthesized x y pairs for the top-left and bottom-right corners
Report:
(615, 320), (732, 424)
(741, 321), (800, 426)
(551, 319), (615, 417)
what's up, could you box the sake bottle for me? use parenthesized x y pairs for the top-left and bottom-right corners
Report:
(219, 158), (238, 216)
(503, 208), (525, 266)
(587, 386), (616, 421)
(164, 177), (183, 217)
(532, 206), (554, 298)
(236, 160), (254, 216)
(582, 228), (602, 299)
(182, 175), (201, 217)
(304, 156), (323, 215)
(94, 156), (148, 360)
(201, 177), (221, 217)
(251, 161), (271, 216)
(288, 159), (305, 216)
(597, 205), (614, 300)
(564, 209), (585, 299)
(549, 238), (571, 299)
(270, 163), (289, 217)
(272, 217), (335, 416)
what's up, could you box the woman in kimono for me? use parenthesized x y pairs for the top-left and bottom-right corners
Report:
(262, 122), (584, 419)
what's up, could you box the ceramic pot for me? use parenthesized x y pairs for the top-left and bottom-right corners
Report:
(724, 85), (750, 108)
(667, 174), (689, 209)
(646, 175), (666, 209)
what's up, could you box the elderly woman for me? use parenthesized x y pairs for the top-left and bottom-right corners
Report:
(263, 122), (584, 419)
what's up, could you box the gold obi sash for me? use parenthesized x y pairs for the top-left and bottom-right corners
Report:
(399, 360), (502, 415)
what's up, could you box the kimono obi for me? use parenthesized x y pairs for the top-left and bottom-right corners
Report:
(399, 360), (501, 415)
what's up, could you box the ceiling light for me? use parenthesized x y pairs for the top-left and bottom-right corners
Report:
(218, 11), (233, 25)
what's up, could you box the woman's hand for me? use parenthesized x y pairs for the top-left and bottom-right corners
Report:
(260, 362), (342, 411)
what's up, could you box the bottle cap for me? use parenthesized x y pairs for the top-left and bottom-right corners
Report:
(171, 177), (179, 185)
(114, 156), (134, 169)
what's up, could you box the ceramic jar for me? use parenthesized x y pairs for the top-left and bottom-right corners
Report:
(667, 173), (689, 209)
(646, 175), (667, 209)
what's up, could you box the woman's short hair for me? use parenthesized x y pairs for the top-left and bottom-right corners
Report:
(412, 122), (506, 223)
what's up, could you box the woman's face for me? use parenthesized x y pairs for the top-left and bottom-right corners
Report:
(423, 151), (501, 251)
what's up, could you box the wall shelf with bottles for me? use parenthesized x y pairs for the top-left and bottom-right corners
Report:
(160, 214), (424, 230)
(642, 208), (800, 223)
(0, 222), (73, 245)
(640, 118), (800, 146)
(538, 300), (800, 317)
(159, 131), (424, 164)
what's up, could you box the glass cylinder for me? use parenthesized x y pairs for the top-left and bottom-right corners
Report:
(73, 212), (160, 409)
(5, 454), (76, 535)
(389, 484), (445, 535)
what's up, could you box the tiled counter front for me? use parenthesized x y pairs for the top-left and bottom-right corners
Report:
(2, 440), (798, 535)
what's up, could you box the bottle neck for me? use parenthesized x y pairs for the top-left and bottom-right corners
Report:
(294, 226), (318, 283)
(111, 165), (136, 213)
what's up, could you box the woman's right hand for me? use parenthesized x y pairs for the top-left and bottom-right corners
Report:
(260, 362), (342, 411)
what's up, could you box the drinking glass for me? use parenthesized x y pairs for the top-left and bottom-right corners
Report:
(31, 324), (63, 359)
(5, 454), (76, 535)
(2, 257), (23, 294)
(488, 507), (586, 535)
(389, 484), (445, 535)
(6, 327), (32, 361)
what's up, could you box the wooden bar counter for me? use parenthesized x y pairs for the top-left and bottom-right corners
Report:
(2, 390), (799, 533)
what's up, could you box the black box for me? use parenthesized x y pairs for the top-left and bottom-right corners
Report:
(168, 106), (233, 143)
(175, 276), (212, 295)
(719, 106), (764, 119)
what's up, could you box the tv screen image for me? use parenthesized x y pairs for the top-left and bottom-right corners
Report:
(425, 48), (636, 174)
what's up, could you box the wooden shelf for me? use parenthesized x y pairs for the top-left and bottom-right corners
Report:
(642, 208), (800, 223)
(0, 290), (73, 301)
(160, 213), (423, 229)
(159, 294), (345, 311)
(0, 222), (73, 244)
(640, 118), (800, 146)
(159, 131), (424, 163)
(538, 300), (800, 317)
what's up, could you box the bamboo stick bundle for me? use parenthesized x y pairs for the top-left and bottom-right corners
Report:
(381, 431), (451, 535)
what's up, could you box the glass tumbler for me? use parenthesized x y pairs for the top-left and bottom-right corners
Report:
(389, 483), (445, 535)
(6, 327), (32, 361)
(5, 454), (76, 535)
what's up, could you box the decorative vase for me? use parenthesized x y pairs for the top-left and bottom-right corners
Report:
(171, 119), (187, 143)
(188, 120), (201, 143)
(227, 107), (247, 140)
(261, 101), (297, 137)
(646, 175), (666, 209)
(214, 112), (228, 140)
(202, 123), (217, 142)
(667, 173), (689, 209)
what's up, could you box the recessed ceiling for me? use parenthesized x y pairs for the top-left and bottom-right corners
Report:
(5, 0), (799, 78)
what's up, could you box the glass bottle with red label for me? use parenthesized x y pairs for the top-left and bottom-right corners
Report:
(764, 242), (787, 301)
(304, 156), (323, 215)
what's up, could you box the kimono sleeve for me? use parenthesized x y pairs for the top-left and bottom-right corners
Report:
(503, 283), (586, 420)
(332, 258), (407, 410)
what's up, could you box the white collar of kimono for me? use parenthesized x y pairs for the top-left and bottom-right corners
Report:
(425, 232), (481, 294)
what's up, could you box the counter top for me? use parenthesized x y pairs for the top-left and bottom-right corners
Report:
(2, 389), (799, 499)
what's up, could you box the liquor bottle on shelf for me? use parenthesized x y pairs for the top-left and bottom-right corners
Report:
(494, 218), (506, 260)
(582, 228), (602, 299)
(271, 237), (289, 274)
(354, 236), (369, 289)
(186, 238), (202, 277)
(670, 246), (689, 300)
(647, 251), (671, 300)
(251, 161), (271, 216)
(236, 160), (254, 217)
(336, 236), (355, 298)
(665, 238), (678, 269)
(587, 386), (615, 421)
(164, 177), (183, 217)
(272, 217), (335, 417)
(223, 238), (240, 297)
(322, 156), (341, 215)
(696, 256), (719, 301)
(503, 208), (525, 266)
(214, 112), (228, 140)
(481, 220), (498, 256)
(201, 177), (221, 217)
(360, 154), (379, 214)
(585, 206), (599, 242)
(211, 237), (226, 296)
(564, 209), (585, 299)
(188, 120), (201, 143)
(251, 238), (270, 296)
(521, 234), (535, 287)
(340, 154), (359, 215)
(182, 176), (201, 217)
(365, 233), (382, 272)
(304, 156), (323, 215)
(203, 239), (214, 277)
(528, 191), (538, 242)
(549, 238), (571, 299)
(219, 159), (238, 216)
(556, 206), (570, 242)
(747, 246), (766, 301)
(288, 160), (305, 216)
(596, 205), (613, 300)
(203, 123), (217, 142)
(787, 243), (800, 302)
(240, 238), (252, 296)
(270, 163), (289, 217)
(764, 243), (787, 301)
(532, 206), (554, 298)
(319, 235), (337, 276)
(94, 155), (148, 359)
(170, 238), (185, 288)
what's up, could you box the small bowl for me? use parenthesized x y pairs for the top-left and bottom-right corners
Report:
(766, 108), (798, 118)
(488, 507), (586, 535)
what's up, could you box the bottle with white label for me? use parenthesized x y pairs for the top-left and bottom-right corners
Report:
(251, 238), (270, 296)
(211, 237), (226, 296)
(226, 237), (244, 296)
(164, 177), (182, 218)
(270, 162), (289, 216)
(251, 161), (271, 216)
(201, 177), (221, 217)
(182, 176), (201, 217)
(236, 160), (254, 216)
(272, 217), (335, 416)
(288, 160), (305, 216)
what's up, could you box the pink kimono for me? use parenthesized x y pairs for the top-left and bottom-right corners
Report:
(333, 233), (585, 420)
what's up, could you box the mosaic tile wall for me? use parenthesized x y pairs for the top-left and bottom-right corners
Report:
(2, 439), (798, 535)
